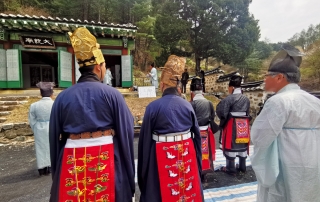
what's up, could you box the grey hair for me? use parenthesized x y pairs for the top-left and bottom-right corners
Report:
(270, 71), (301, 83)
(283, 71), (301, 83)
(193, 90), (203, 94)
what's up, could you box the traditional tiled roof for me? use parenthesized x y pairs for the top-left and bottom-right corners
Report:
(241, 80), (264, 92)
(216, 71), (238, 82)
(204, 66), (224, 76)
(188, 67), (224, 80)
(0, 13), (137, 38)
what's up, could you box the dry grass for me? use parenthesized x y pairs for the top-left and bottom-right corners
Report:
(204, 95), (221, 109)
(124, 97), (159, 119)
(4, 98), (41, 123)
(3, 95), (220, 124)
(3, 96), (159, 124)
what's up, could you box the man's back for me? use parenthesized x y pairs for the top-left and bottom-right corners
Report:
(138, 91), (203, 202)
(30, 98), (54, 121)
(273, 88), (320, 201)
(216, 93), (250, 127)
(275, 89), (320, 128)
(251, 84), (320, 202)
(148, 94), (196, 133)
(52, 82), (119, 133)
(50, 81), (135, 202)
(191, 98), (212, 126)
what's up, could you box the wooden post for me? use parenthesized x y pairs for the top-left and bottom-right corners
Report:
(3, 41), (12, 49)
(122, 48), (128, 55)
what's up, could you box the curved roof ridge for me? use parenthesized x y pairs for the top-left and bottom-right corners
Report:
(0, 12), (137, 29)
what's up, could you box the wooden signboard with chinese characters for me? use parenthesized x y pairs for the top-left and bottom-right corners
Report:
(19, 35), (56, 49)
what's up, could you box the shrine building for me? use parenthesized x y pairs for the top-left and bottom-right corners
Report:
(0, 13), (136, 89)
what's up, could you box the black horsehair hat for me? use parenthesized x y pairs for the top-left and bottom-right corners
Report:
(190, 76), (203, 91)
(268, 44), (304, 73)
(229, 73), (242, 87)
(36, 82), (55, 97)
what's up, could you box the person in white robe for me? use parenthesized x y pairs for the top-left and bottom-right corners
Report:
(251, 44), (320, 202)
(147, 62), (158, 90)
(28, 82), (54, 176)
(103, 67), (113, 86)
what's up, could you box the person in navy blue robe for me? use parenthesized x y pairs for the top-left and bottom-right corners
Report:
(138, 55), (203, 202)
(49, 27), (135, 202)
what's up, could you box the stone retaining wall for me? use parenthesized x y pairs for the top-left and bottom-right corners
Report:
(0, 122), (34, 145)
(243, 91), (267, 118)
(205, 73), (227, 93)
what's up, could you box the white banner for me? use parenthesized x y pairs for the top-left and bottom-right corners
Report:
(59, 50), (72, 82)
(6, 49), (20, 81)
(0, 49), (6, 81)
(121, 55), (131, 82)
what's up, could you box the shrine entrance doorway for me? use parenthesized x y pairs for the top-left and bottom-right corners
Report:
(21, 51), (58, 88)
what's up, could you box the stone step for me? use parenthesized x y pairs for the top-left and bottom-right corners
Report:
(121, 92), (162, 98)
(0, 101), (28, 106)
(0, 96), (29, 101)
(116, 88), (130, 93)
(29, 95), (42, 99)
(0, 111), (11, 116)
(0, 117), (7, 123)
(0, 106), (17, 111)
(0, 89), (63, 96)
(122, 93), (139, 98)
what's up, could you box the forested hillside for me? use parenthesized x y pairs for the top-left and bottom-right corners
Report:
(1, 0), (320, 90)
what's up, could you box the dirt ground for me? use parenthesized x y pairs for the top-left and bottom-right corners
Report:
(3, 94), (220, 124)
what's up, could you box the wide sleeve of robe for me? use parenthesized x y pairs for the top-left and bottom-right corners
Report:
(216, 98), (231, 127)
(28, 104), (36, 132)
(137, 105), (153, 193)
(190, 109), (202, 173)
(110, 91), (135, 197)
(49, 95), (64, 180)
(209, 102), (219, 133)
(250, 97), (288, 187)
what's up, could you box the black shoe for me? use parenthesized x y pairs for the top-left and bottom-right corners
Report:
(201, 174), (207, 183)
(44, 167), (51, 175)
(237, 157), (247, 173)
(38, 168), (45, 176)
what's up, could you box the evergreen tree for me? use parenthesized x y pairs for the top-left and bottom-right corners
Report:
(154, 0), (260, 73)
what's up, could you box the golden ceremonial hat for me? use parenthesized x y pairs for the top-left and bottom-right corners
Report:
(160, 55), (186, 87)
(68, 27), (105, 67)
